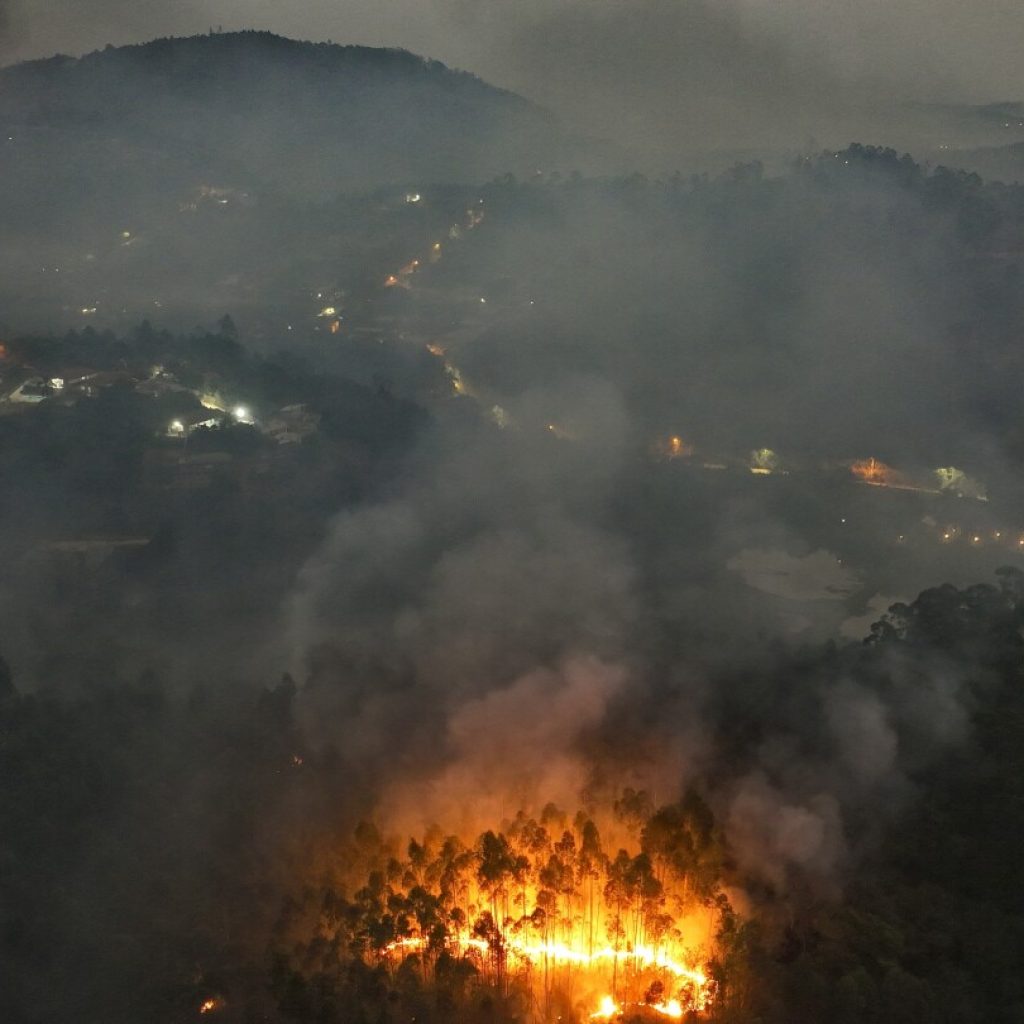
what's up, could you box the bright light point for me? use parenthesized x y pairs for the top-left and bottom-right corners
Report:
(169, 420), (185, 435)
(480, 297), (487, 303)
(233, 405), (252, 423)
(651, 999), (684, 1019)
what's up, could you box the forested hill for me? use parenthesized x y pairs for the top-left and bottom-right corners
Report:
(0, 31), (591, 204)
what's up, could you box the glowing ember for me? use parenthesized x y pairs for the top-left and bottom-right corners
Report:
(199, 998), (221, 1013)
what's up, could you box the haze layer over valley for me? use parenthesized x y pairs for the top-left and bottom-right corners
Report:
(1, 22), (1024, 1024)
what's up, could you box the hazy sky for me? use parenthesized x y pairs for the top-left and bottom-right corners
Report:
(1, 1), (1022, 162)
(3, 1), (1023, 100)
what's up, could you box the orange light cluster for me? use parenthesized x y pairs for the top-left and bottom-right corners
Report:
(653, 436), (694, 461)
(386, 936), (707, 994)
(591, 995), (685, 1020)
(850, 457), (894, 485)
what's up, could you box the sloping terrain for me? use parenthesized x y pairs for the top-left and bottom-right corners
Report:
(0, 30), (585, 219)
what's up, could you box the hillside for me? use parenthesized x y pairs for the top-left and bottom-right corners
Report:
(0, 31), (590, 216)
(937, 141), (1024, 185)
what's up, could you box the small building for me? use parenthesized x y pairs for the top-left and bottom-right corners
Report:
(166, 409), (227, 437)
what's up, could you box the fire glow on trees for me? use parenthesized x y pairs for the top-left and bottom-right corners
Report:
(850, 457), (893, 485)
(308, 792), (723, 1022)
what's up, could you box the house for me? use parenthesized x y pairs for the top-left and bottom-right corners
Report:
(166, 409), (227, 437)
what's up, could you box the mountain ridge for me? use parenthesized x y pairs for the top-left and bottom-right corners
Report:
(0, 31), (593, 203)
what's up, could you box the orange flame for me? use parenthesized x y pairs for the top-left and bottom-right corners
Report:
(850, 457), (893, 485)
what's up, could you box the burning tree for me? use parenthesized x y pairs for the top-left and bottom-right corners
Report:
(273, 792), (727, 1023)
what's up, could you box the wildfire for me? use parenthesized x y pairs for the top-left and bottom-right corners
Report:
(850, 457), (892, 485)
(652, 999), (685, 1018)
(596, 998), (686, 1019)
(385, 936), (708, 992)
(199, 997), (222, 1013)
(592, 995), (620, 1019)
(333, 795), (721, 1022)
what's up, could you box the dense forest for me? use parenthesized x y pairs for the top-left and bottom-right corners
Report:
(3, 573), (1024, 1022)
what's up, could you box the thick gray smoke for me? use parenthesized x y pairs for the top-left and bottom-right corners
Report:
(285, 378), (638, 765)
(282, 366), (978, 892)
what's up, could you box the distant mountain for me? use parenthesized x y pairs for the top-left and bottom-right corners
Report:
(0, 31), (599, 218)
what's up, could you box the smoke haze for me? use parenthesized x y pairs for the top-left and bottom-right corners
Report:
(1, 8), (1023, 1022)
(4, 1), (1024, 160)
